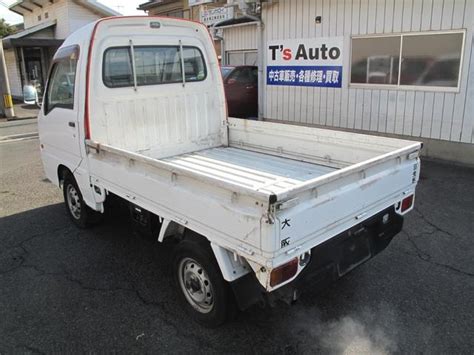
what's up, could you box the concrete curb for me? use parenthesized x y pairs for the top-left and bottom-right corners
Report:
(6, 116), (38, 121)
(0, 132), (39, 141)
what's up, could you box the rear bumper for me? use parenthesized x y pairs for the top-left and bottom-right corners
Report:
(230, 206), (403, 310)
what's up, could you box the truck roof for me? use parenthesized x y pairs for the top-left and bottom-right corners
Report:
(62, 16), (209, 48)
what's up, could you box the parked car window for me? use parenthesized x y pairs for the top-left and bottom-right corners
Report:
(220, 67), (233, 78)
(103, 46), (206, 88)
(228, 67), (256, 84)
(350, 30), (465, 90)
(45, 51), (78, 113)
(250, 67), (258, 84)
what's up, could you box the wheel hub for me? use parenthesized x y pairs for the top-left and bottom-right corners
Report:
(66, 184), (81, 220)
(178, 257), (214, 314)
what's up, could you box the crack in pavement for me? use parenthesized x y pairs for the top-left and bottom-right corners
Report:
(1, 256), (220, 353)
(413, 207), (459, 239)
(401, 230), (474, 277)
(0, 224), (71, 251)
(0, 225), (73, 276)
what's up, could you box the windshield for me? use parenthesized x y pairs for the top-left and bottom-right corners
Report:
(220, 67), (233, 78)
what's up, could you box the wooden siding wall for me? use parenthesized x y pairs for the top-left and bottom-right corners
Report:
(262, 0), (474, 144)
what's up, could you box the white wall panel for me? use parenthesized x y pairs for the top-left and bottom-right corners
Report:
(223, 24), (257, 51)
(420, 0), (433, 31)
(259, 0), (473, 144)
(460, 5), (474, 144)
(386, 91), (397, 133)
(411, 91), (424, 136)
(431, 0), (443, 30)
(420, 92), (434, 138)
(403, 91), (415, 136)
(402, 0), (413, 32)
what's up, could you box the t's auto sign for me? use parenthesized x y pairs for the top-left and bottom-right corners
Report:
(267, 37), (343, 88)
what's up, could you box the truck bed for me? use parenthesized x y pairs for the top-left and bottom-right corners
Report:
(162, 147), (336, 195)
(86, 118), (421, 267)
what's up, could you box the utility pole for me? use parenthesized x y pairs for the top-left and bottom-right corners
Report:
(0, 40), (15, 118)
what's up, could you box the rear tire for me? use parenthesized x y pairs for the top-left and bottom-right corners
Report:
(63, 173), (102, 228)
(172, 239), (236, 327)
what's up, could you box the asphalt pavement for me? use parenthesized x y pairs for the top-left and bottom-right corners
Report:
(0, 127), (473, 354)
(0, 119), (38, 142)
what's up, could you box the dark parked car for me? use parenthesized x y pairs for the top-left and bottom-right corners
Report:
(221, 65), (258, 119)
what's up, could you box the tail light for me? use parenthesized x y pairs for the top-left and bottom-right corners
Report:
(401, 195), (414, 212)
(270, 258), (298, 287)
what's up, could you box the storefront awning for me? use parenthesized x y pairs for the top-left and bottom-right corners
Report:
(2, 20), (60, 49)
(213, 17), (258, 28)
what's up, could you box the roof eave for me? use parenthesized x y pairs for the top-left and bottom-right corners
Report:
(72, 0), (122, 17)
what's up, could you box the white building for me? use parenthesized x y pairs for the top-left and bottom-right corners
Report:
(217, 0), (474, 165)
(2, 0), (119, 99)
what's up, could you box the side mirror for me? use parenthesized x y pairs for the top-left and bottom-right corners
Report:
(23, 84), (40, 107)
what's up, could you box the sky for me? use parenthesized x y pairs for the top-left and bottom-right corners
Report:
(0, 0), (145, 25)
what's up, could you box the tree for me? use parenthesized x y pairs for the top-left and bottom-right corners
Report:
(0, 18), (17, 38)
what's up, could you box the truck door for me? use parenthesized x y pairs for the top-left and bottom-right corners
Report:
(39, 45), (82, 175)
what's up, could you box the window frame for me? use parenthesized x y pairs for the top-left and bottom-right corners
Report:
(102, 45), (207, 89)
(225, 50), (258, 66)
(43, 45), (80, 115)
(349, 29), (466, 93)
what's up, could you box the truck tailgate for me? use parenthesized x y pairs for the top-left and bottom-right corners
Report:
(226, 118), (421, 262)
(269, 152), (419, 260)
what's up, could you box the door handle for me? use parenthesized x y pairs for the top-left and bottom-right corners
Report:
(68, 121), (75, 128)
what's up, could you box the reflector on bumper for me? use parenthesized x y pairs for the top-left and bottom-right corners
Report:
(270, 258), (298, 287)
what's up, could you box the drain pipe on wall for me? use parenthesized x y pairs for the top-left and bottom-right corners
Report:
(211, 27), (225, 66)
(242, 14), (264, 121)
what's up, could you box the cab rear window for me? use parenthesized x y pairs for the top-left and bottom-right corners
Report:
(103, 45), (207, 88)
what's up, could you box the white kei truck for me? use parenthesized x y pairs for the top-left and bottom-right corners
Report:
(38, 16), (421, 327)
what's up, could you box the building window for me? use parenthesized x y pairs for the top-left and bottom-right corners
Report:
(38, 15), (41, 21)
(226, 50), (258, 66)
(45, 12), (49, 19)
(103, 46), (207, 88)
(350, 30), (465, 91)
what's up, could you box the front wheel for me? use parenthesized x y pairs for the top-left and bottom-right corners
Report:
(172, 240), (235, 327)
(63, 173), (102, 228)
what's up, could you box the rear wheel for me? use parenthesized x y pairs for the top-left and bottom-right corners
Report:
(172, 239), (235, 327)
(63, 173), (102, 228)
